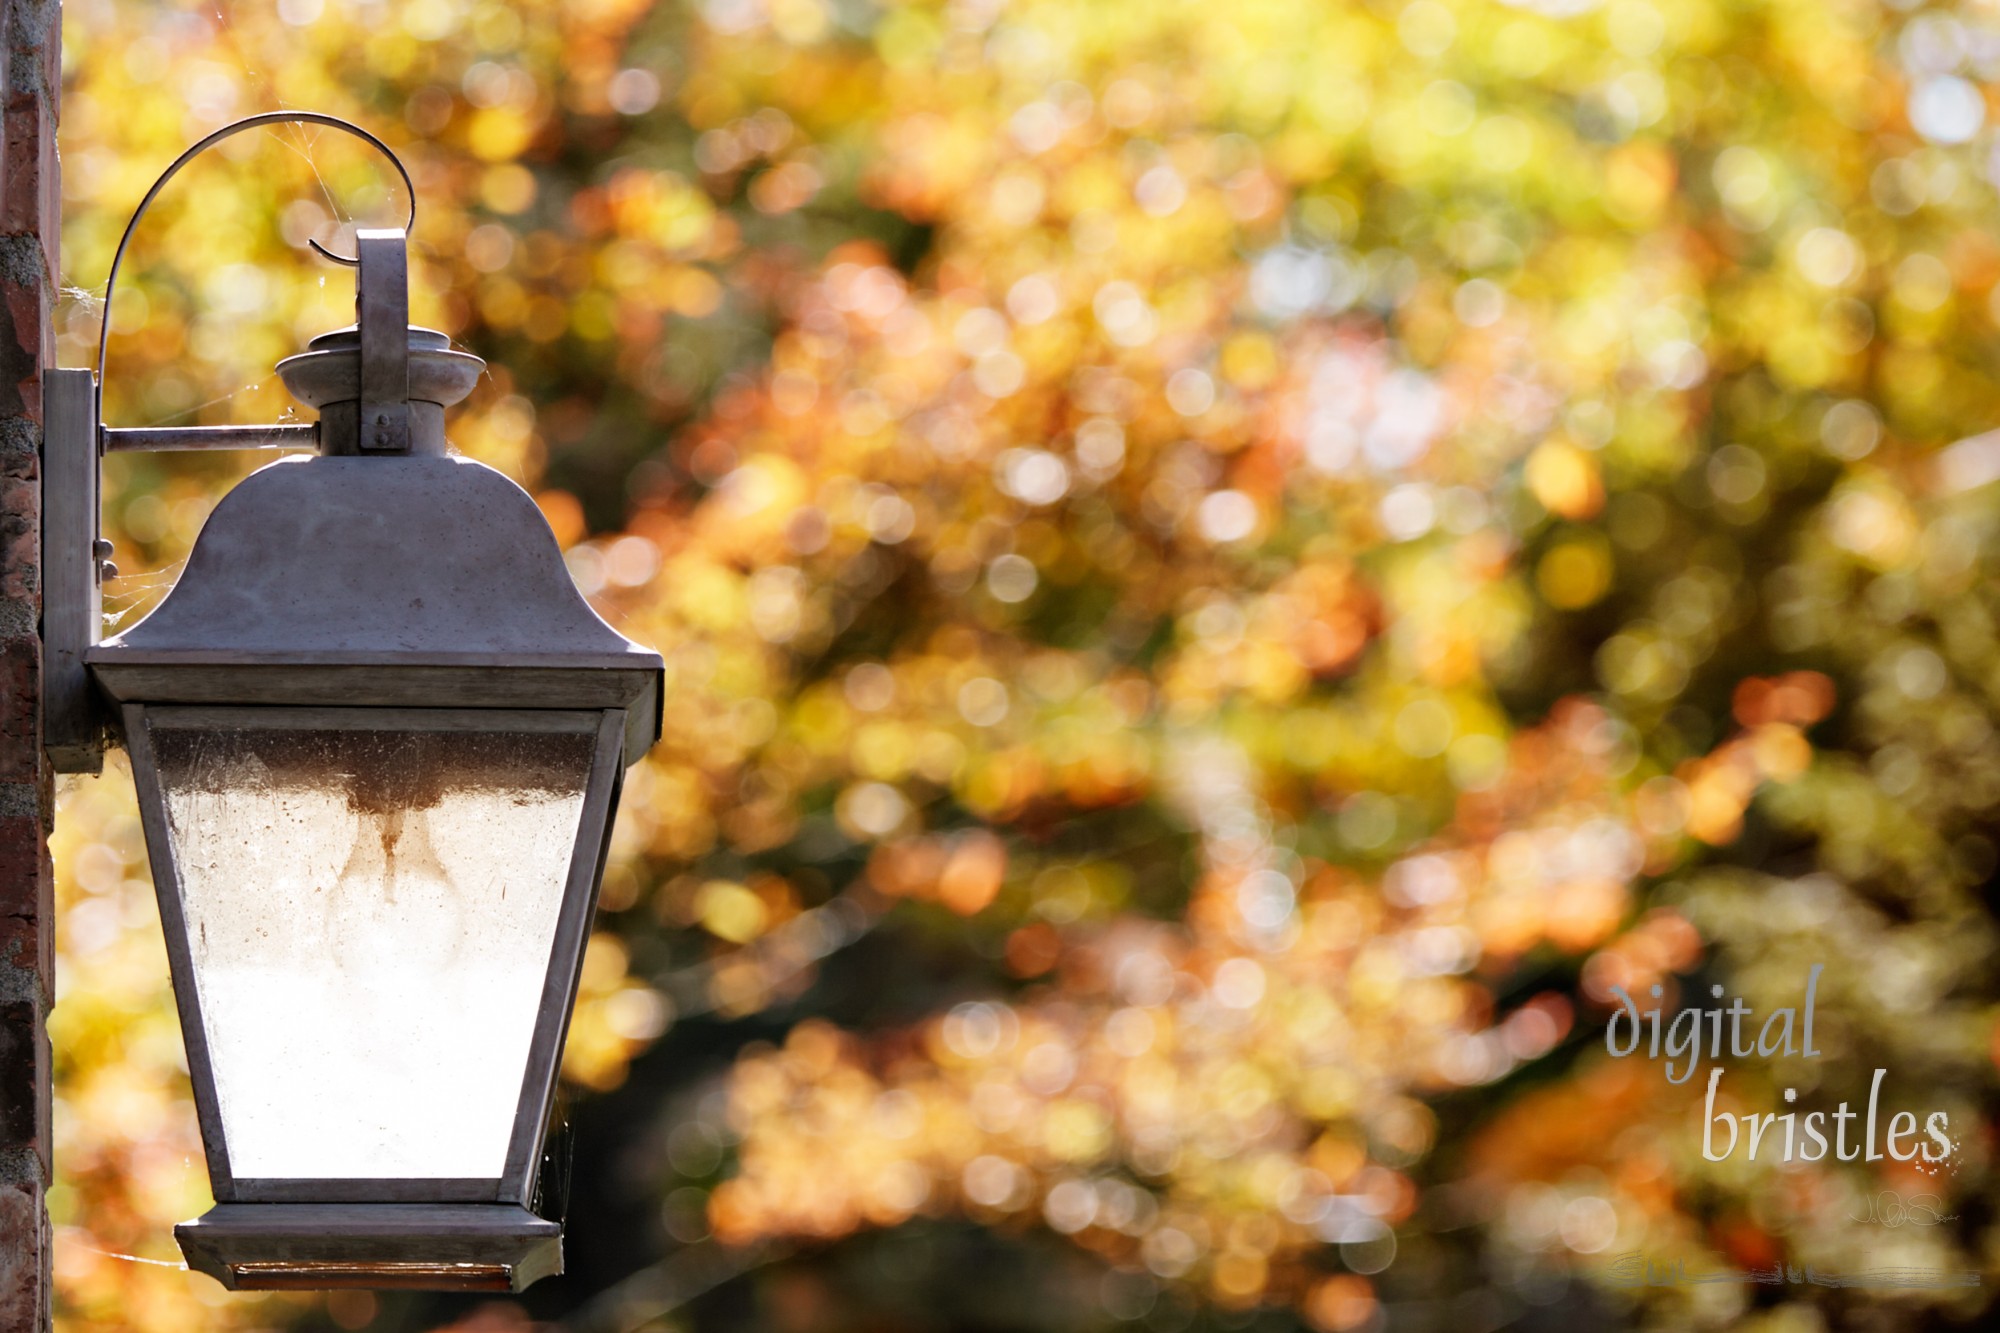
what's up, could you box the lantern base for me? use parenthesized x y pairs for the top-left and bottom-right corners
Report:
(176, 1203), (562, 1292)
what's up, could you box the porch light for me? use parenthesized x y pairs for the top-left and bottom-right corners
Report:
(42, 113), (663, 1292)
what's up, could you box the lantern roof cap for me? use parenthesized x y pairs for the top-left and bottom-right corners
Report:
(88, 453), (662, 761)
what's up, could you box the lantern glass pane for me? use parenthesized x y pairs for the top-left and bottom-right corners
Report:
(152, 723), (593, 1180)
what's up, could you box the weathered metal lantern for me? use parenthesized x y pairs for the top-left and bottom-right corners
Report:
(44, 115), (662, 1292)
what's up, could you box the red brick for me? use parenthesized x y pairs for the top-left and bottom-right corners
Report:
(2, 104), (43, 241)
(0, 475), (34, 603)
(0, 813), (44, 907)
(0, 275), (45, 414)
(0, 1001), (43, 1154)
(0, 642), (36, 784)
(0, 1179), (46, 1332)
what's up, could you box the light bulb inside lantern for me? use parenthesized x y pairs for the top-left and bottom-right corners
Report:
(328, 803), (464, 977)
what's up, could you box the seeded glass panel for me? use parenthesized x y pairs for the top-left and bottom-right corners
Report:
(153, 724), (593, 1180)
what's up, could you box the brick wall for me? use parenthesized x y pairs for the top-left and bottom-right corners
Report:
(0, 0), (58, 1328)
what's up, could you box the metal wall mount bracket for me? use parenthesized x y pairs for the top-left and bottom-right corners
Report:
(44, 112), (419, 773)
(42, 375), (332, 773)
(43, 368), (104, 773)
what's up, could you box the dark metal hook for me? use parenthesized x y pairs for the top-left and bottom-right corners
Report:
(94, 111), (416, 436)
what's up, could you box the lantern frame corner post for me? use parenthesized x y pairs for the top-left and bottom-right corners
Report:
(117, 704), (233, 1192)
(504, 706), (627, 1200)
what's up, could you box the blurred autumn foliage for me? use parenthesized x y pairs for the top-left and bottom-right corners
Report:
(41, 0), (2000, 1329)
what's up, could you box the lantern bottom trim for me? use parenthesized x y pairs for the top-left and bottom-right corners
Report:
(175, 1203), (562, 1292)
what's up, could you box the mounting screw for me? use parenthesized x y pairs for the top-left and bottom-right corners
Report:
(93, 538), (113, 560)
(99, 560), (118, 583)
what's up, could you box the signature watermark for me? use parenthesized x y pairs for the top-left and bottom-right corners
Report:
(1601, 965), (1961, 1168)
(1849, 1190), (1958, 1229)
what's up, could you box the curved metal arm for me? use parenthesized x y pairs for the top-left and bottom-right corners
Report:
(94, 111), (416, 435)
